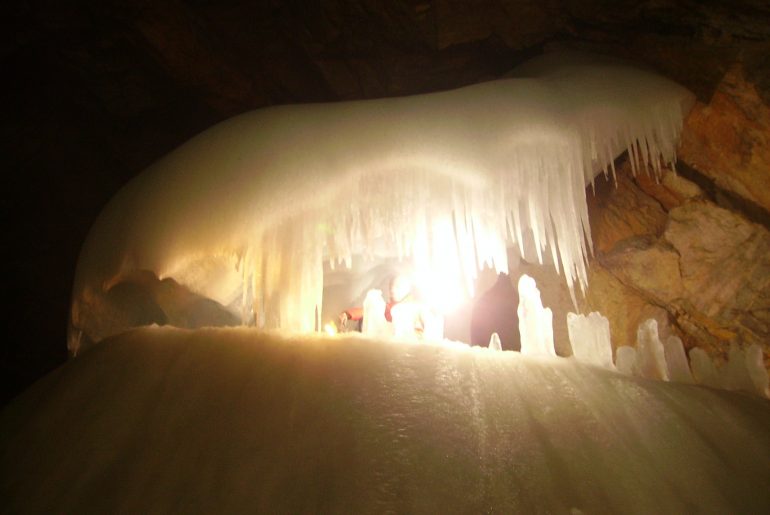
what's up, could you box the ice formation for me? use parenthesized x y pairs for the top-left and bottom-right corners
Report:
(361, 289), (388, 336)
(3, 328), (769, 512)
(722, 343), (770, 397)
(635, 319), (669, 380)
(517, 274), (555, 356)
(69, 51), (694, 354)
(566, 311), (613, 369)
(488, 332), (502, 351)
(615, 346), (637, 376)
(663, 335), (694, 384)
(689, 347), (722, 389)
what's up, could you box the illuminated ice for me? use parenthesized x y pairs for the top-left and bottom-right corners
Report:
(4, 328), (769, 512)
(517, 275), (555, 357)
(488, 332), (502, 351)
(566, 311), (613, 369)
(663, 335), (694, 384)
(615, 346), (637, 376)
(722, 343), (770, 397)
(690, 348), (721, 389)
(68, 51), (695, 354)
(635, 319), (669, 381)
(362, 289), (388, 337)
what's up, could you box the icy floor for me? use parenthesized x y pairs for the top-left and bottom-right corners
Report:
(2, 327), (769, 513)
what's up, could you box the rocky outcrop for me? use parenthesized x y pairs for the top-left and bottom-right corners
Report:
(578, 162), (770, 369)
(680, 64), (770, 215)
(73, 270), (239, 352)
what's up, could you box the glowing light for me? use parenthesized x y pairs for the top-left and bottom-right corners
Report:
(324, 322), (337, 336)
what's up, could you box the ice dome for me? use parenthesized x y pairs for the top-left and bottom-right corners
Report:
(68, 51), (694, 354)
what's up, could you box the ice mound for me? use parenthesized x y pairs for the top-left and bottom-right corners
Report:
(2, 328), (769, 513)
(69, 51), (694, 354)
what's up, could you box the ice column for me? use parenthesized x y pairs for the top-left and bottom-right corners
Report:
(663, 335), (694, 384)
(517, 275), (556, 357)
(635, 319), (669, 380)
(566, 311), (614, 369)
(747, 344), (770, 398)
(722, 343), (770, 397)
(488, 332), (502, 352)
(689, 348), (721, 388)
(362, 289), (388, 337)
(615, 346), (637, 376)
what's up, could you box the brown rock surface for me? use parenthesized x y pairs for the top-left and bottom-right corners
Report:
(679, 64), (770, 214)
(590, 191), (770, 367)
(586, 167), (668, 254)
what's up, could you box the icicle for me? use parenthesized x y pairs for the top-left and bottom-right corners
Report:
(68, 51), (695, 353)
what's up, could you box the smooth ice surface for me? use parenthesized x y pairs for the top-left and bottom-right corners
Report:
(635, 319), (669, 381)
(663, 335), (694, 384)
(567, 311), (613, 369)
(69, 51), (694, 354)
(2, 328), (769, 513)
(518, 274), (555, 356)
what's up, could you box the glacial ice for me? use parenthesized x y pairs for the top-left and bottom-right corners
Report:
(615, 346), (636, 376)
(566, 311), (613, 369)
(722, 343), (770, 397)
(362, 289), (388, 337)
(690, 347), (722, 388)
(663, 335), (694, 384)
(488, 332), (502, 351)
(3, 328), (769, 513)
(68, 51), (695, 354)
(635, 319), (669, 381)
(517, 274), (555, 357)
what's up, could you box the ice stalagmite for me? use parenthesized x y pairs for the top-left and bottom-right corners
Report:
(566, 311), (613, 369)
(690, 348), (721, 389)
(68, 51), (694, 353)
(517, 275), (555, 357)
(615, 346), (638, 376)
(488, 332), (502, 351)
(663, 335), (694, 384)
(635, 319), (669, 380)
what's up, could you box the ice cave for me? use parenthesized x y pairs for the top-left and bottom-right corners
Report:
(68, 51), (693, 352)
(2, 43), (770, 513)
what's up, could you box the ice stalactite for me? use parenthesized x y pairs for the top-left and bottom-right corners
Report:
(69, 51), (694, 354)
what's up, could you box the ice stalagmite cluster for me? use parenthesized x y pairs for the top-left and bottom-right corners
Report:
(607, 318), (769, 398)
(69, 51), (694, 354)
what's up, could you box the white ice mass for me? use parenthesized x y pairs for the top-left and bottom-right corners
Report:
(68, 51), (695, 354)
(566, 311), (613, 369)
(2, 328), (769, 513)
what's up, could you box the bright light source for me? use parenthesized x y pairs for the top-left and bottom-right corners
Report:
(324, 322), (338, 336)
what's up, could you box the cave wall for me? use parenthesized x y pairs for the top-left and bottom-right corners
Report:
(4, 0), (770, 402)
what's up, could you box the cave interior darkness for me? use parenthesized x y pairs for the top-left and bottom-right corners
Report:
(4, 0), (770, 406)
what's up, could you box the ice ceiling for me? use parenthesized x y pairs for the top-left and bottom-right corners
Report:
(69, 51), (694, 354)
